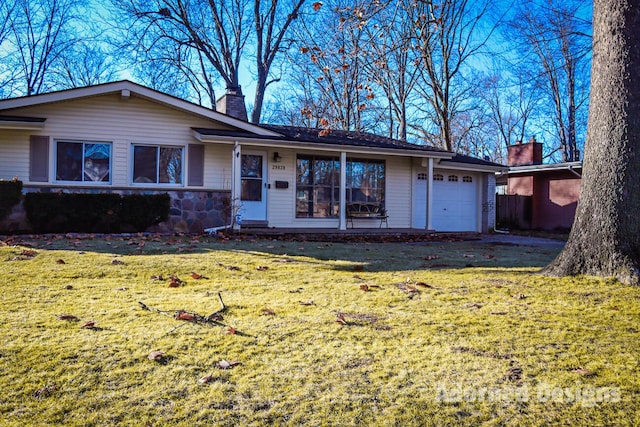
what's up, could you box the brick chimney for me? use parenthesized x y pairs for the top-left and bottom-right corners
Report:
(216, 86), (248, 121)
(507, 136), (543, 166)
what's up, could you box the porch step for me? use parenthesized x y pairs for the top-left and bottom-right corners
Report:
(240, 220), (269, 228)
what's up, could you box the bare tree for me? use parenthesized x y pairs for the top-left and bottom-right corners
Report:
(288, 0), (389, 133)
(509, 0), (591, 162)
(52, 43), (119, 89)
(6, 0), (81, 96)
(411, 0), (496, 151)
(114, 0), (305, 121)
(544, 0), (640, 285)
(252, 0), (306, 123)
(363, 2), (420, 141)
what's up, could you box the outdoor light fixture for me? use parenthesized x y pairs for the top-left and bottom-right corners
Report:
(273, 152), (282, 162)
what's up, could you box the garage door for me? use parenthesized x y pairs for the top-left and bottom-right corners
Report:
(432, 171), (479, 232)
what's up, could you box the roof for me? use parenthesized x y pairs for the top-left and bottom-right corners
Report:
(502, 161), (583, 174)
(0, 80), (279, 137)
(194, 124), (454, 159)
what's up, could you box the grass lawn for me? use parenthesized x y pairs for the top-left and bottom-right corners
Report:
(0, 233), (638, 426)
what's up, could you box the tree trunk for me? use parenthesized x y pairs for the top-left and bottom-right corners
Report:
(543, 0), (640, 285)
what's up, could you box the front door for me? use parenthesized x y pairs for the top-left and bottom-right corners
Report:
(240, 151), (267, 221)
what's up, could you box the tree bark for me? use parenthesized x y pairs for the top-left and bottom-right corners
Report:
(543, 0), (640, 285)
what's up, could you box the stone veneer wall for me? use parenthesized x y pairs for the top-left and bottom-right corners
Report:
(0, 187), (231, 234)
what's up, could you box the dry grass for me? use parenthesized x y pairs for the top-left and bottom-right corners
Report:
(0, 234), (638, 426)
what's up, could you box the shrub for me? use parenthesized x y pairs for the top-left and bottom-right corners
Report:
(0, 178), (23, 221)
(24, 192), (170, 233)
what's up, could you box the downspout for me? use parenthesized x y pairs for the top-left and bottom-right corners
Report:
(427, 158), (434, 230)
(206, 142), (242, 235)
(339, 151), (347, 230)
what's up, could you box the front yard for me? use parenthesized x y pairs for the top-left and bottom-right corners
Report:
(0, 234), (638, 426)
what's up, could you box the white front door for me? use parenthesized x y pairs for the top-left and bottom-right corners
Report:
(240, 151), (267, 221)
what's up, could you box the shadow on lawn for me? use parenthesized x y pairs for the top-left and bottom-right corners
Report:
(0, 234), (562, 273)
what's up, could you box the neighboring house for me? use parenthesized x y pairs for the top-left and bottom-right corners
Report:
(496, 137), (582, 231)
(0, 80), (504, 234)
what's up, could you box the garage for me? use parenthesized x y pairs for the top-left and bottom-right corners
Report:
(432, 170), (479, 232)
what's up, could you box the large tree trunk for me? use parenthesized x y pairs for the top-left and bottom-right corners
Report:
(543, 0), (640, 284)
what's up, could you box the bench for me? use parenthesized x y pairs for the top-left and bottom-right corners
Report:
(346, 202), (388, 228)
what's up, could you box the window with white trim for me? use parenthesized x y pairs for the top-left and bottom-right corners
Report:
(55, 140), (111, 183)
(133, 145), (183, 184)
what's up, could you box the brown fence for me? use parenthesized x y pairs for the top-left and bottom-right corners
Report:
(496, 195), (532, 230)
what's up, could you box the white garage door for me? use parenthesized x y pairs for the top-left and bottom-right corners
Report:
(432, 171), (479, 232)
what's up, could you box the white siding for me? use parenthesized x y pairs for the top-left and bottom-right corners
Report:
(0, 130), (30, 180)
(385, 156), (413, 228)
(0, 93), (231, 188)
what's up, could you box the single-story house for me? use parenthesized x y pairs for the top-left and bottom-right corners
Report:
(496, 137), (582, 231)
(0, 80), (504, 234)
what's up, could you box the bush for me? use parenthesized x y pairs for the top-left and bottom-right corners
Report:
(0, 178), (23, 221)
(24, 192), (170, 233)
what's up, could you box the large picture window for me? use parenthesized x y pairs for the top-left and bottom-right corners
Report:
(347, 159), (385, 204)
(56, 140), (111, 183)
(296, 155), (340, 218)
(133, 145), (183, 184)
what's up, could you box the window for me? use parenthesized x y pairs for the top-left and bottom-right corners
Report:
(296, 155), (340, 217)
(417, 172), (428, 180)
(347, 159), (385, 204)
(448, 175), (458, 182)
(463, 176), (473, 183)
(56, 140), (111, 183)
(133, 145), (183, 184)
(434, 174), (444, 181)
(241, 154), (263, 201)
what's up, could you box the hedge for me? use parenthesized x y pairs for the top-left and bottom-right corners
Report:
(24, 192), (170, 233)
(0, 179), (23, 221)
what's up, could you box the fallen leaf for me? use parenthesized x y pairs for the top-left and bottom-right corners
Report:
(514, 294), (527, 300)
(262, 308), (276, 316)
(416, 282), (433, 288)
(20, 249), (37, 257)
(571, 367), (596, 377)
(226, 327), (237, 335)
(56, 259), (66, 264)
(151, 274), (164, 281)
(217, 360), (241, 369)
(424, 255), (440, 260)
(360, 284), (370, 291)
(226, 265), (240, 271)
(64, 285), (73, 290)
(336, 313), (349, 325)
(111, 259), (124, 265)
(191, 272), (207, 280)
(34, 383), (57, 399)
(199, 373), (214, 384)
(175, 311), (195, 321)
(148, 350), (165, 361)
(57, 314), (79, 321)
(299, 300), (314, 306)
(256, 266), (269, 271)
(80, 320), (96, 329)
(353, 265), (365, 272)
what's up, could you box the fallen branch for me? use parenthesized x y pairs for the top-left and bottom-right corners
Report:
(138, 292), (227, 326)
